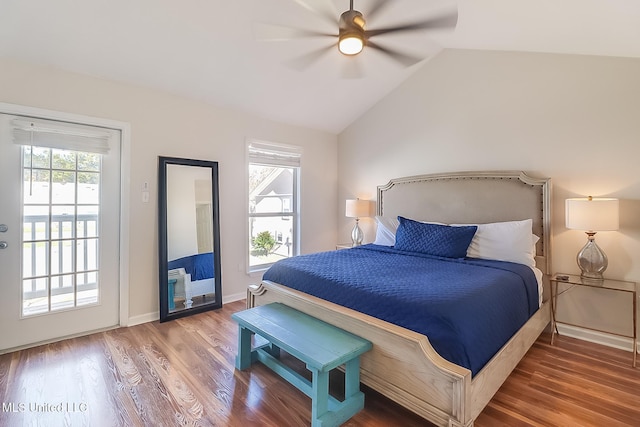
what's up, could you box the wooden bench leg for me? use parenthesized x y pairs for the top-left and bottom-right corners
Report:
(265, 343), (281, 358)
(236, 326), (253, 370)
(344, 357), (361, 399)
(310, 367), (329, 427)
(308, 359), (365, 427)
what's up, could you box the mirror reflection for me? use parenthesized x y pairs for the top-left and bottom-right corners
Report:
(158, 157), (221, 322)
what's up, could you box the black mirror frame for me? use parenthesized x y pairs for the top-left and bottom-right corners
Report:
(158, 156), (222, 322)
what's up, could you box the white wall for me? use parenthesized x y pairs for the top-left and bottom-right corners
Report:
(0, 58), (338, 322)
(166, 164), (203, 260)
(338, 49), (640, 349)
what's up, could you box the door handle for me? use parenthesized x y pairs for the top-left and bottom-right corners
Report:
(0, 241), (7, 249)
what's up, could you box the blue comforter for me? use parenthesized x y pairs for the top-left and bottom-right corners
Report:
(168, 252), (214, 281)
(263, 244), (538, 376)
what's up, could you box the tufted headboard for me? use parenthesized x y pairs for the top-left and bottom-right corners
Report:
(377, 170), (552, 274)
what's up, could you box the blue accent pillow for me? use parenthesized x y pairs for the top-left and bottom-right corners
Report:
(394, 216), (477, 259)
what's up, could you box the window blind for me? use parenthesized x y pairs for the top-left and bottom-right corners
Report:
(11, 117), (114, 155)
(248, 140), (302, 167)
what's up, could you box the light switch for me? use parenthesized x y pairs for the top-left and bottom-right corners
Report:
(142, 182), (150, 203)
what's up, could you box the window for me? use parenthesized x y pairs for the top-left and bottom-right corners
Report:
(248, 141), (301, 271)
(22, 146), (102, 315)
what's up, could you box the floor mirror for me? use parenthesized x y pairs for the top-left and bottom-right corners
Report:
(158, 156), (222, 322)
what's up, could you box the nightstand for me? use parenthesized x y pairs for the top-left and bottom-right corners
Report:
(550, 273), (637, 367)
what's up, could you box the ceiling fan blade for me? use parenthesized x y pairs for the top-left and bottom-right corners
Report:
(285, 44), (336, 70)
(253, 23), (336, 41)
(366, 0), (392, 22)
(365, 10), (458, 38)
(291, 0), (337, 26)
(366, 41), (425, 67)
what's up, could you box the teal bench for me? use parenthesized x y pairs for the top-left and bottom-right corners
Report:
(232, 303), (372, 427)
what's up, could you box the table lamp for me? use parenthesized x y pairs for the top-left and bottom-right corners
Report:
(565, 196), (619, 280)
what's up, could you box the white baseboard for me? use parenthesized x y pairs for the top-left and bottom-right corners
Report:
(556, 324), (638, 354)
(126, 292), (246, 327)
(128, 311), (159, 326)
(223, 292), (246, 304)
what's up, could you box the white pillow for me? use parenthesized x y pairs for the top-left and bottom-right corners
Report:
(453, 219), (537, 267)
(373, 216), (399, 246)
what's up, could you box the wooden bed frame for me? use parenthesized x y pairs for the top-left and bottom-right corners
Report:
(247, 171), (552, 427)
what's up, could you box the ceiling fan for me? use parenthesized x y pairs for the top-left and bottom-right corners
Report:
(256, 0), (458, 70)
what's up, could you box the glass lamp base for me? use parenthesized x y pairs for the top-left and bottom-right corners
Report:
(577, 233), (608, 280)
(351, 219), (363, 246)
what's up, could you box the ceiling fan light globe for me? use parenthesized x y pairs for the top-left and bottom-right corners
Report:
(339, 35), (364, 55)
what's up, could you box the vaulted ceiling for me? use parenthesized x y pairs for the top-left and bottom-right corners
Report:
(1, 0), (639, 133)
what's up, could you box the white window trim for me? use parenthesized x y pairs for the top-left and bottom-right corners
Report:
(246, 139), (301, 273)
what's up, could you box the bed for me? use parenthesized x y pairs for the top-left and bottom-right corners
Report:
(247, 170), (551, 427)
(168, 252), (215, 309)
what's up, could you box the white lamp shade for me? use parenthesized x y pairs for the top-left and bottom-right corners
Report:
(345, 199), (371, 218)
(565, 197), (619, 231)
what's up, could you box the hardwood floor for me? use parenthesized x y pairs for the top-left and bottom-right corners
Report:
(1, 300), (639, 426)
